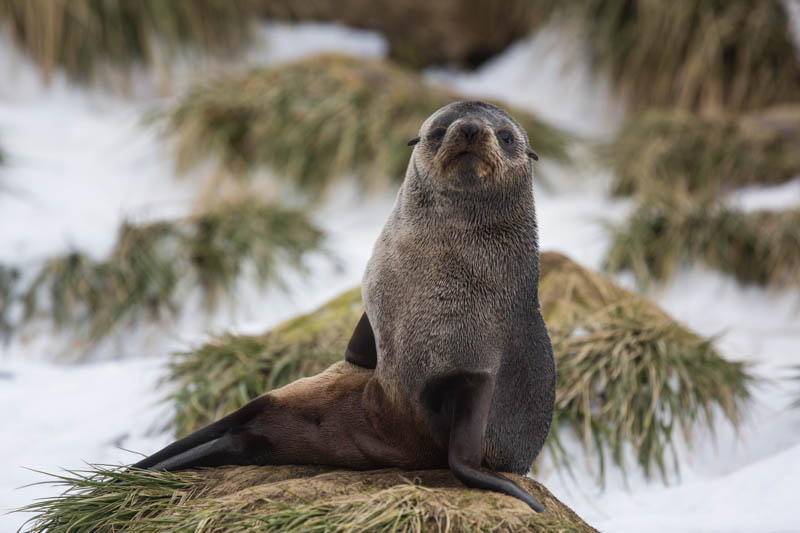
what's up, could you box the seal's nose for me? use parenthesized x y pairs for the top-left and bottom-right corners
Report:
(460, 122), (478, 141)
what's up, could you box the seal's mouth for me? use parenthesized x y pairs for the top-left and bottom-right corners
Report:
(444, 148), (490, 167)
(454, 150), (479, 161)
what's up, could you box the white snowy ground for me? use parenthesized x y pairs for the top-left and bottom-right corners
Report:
(1, 20), (799, 533)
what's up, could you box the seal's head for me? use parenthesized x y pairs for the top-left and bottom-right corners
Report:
(407, 101), (538, 191)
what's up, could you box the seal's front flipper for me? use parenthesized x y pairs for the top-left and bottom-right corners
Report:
(439, 372), (545, 512)
(344, 312), (377, 369)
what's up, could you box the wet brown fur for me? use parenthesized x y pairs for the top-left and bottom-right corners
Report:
(248, 362), (446, 470)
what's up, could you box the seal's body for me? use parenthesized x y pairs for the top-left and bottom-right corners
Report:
(362, 102), (554, 475)
(134, 101), (555, 512)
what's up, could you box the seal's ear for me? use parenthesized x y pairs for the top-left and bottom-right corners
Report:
(527, 148), (539, 161)
(407, 137), (420, 146)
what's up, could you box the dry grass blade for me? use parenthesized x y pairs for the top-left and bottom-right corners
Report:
(605, 199), (800, 290)
(608, 109), (800, 198)
(16, 465), (599, 532)
(165, 54), (571, 195)
(20, 199), (324, 344)
(0, 0), (252, 85)
(557, 0), (800, 112)
(165, 253), (753, 482)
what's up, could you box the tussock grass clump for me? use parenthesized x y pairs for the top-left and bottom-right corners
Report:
(167, 288), (361, 437)
(165, 253), (753, 482)
(550, 306), (748, 481)
(605, 200), (800, 289)
(0, 0), (252, 85)
(22, 199), (324, 342)
(609, 110), (800, 198)
(539, 252), (752, 481)
(166, 54), (570, 194)
(18, 465), (598, 533)
(559, 0), (800, 112)
(257, 0), (554, 69)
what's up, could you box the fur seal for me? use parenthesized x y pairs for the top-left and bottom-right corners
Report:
(133, 101), (555, 512)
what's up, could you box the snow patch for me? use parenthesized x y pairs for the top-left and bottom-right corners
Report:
(426, 21), (626, 139)
(725, 178), (800, 213)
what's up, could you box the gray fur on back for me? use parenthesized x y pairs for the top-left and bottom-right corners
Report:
(362, 101), (555, 474)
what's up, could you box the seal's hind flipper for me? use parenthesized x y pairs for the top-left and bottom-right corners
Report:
(131, 396), (270, 471)
(430, 372), (545, 512)
(131, 362), (408, 473)
(139, 432), (264, 471)
(344, 312), (377, 369)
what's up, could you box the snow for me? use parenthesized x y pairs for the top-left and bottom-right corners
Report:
(247, 21), (387, 65)
(2, 18), (800, 533)
(725, 178), (800, 213)
(426, 20), (626, 138)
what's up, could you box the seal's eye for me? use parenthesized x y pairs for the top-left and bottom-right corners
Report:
(498, 130), (514, 145)
(429, 128), (447, 142)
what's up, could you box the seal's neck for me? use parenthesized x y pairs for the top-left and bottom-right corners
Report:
(399, 166), (537, 231)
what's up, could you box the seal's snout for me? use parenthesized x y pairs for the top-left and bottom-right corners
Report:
(431, 117), (501, 183)
(460, 122), (478, 141)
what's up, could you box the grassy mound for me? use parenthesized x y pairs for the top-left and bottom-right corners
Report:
(605, 199), (800, 290)
(0, 0), (251, 85)
(165, 54), (570, 194)
(608, 109), (800, 198)
(558, 0), (800, 112)
(20, 198), (323, 343)
(165, 252), (753, 482)
(19, 465), (598, 532)
(257, 0), (553, 69)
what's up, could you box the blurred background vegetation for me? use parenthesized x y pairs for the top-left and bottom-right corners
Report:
(164, 53), (570, 194)
(21, 199), (323, 342)
(3, 0), (799, 529)
(0, 0), (252, 85)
